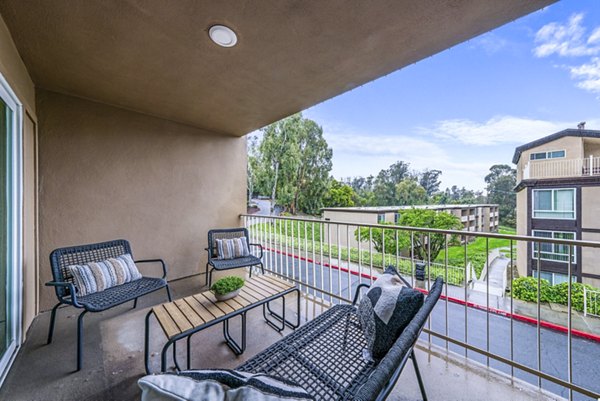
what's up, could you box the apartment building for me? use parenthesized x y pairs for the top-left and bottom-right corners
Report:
(514, 128), (600, 287)
(322, 204), (499, 249)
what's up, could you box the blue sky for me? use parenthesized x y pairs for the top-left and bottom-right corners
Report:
(303, 0), (600, 191)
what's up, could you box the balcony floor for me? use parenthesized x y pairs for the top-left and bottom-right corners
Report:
(0, 275), (562, 401)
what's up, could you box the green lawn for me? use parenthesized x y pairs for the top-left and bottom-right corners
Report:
(249, 222), (516, 285)
(436, 226), (516, 279)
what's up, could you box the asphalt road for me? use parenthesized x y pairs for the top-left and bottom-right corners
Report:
(263, 250), (600, 401)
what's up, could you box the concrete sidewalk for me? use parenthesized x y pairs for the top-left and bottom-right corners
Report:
(329, 255), (600, 338)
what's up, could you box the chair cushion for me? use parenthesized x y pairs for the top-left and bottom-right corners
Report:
(216, 237), (250, 260)
(211, 255), (261, 270)
(67, 253), (142, 296)
(139, 369), (313, 401)
(357, 266), (424, 361)
(77, 277), (166, 311)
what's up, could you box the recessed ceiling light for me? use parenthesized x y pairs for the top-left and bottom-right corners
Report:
(209, 25), (238, 48)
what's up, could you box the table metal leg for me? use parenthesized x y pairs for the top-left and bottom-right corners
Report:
(264, 289), (301, 331)
(222, 313), (246, 355)
(144, 310), (153, 374)
(187, 334), (192, 370)
(172, 341), (182, 372)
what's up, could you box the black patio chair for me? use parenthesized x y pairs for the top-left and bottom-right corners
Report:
(46, 239), (171, 371)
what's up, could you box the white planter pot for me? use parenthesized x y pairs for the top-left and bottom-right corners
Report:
(213, 288), (241, 301)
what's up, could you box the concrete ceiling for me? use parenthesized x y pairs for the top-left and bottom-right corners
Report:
(0, 0), (554, 136)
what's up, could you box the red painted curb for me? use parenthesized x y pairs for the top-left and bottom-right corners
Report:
(264, 247), (600, 343)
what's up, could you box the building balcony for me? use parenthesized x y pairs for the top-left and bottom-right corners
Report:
(523, 156), (600, 180)
(2, 214), (600, 400)
(0, 268), (574, 401)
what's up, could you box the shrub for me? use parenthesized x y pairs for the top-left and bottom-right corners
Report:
(512, 277), (599, 313)
(512, 277), (551, 302)
(211, 276), (245, 295)
(546, 282), (596, 312)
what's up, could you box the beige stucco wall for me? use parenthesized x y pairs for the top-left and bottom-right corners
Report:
(322, 211), (378, 250)
(521, 136), (584, 164)
(323, 211), (377, 225)
(581, 231), (600, 280)
(0, 14), (34, 112)
(22, 113), (37, 335)
(516, 189), (528, 277)
(583, 138), (600, 158)
(580, 186), (600, 280)
(37, 90), (246, 311)
(0, 14), (38, 336)
(581, 187), (600, 229)
(517, 136), (584, 181)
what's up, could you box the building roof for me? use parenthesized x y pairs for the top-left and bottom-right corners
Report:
(322, 204), (498, 213)
(512, 128), (600, 164)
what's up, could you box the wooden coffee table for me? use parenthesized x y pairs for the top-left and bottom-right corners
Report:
(144, 274), (300, 373)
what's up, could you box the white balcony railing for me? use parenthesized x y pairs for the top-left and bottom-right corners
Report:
(524, 156), (600, 179)
(242, 213), (600, 401)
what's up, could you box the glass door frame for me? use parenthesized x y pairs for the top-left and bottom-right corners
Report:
(0, 71), (23, 386)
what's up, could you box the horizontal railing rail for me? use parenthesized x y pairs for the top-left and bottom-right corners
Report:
(241, 213), (600, 401)
(526, 156), (600, 180)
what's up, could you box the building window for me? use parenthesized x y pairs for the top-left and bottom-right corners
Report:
(532, 230), (576, 263)
(532, 270), (576, 285)
(377, 213), (385, 224)
(394, 212), (401, 224)
(532, 188), (575, 219)
(530, 150), (566, 160)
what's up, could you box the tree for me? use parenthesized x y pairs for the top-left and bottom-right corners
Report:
(323, 179), (355, 208)
(372, 161), (411, 205)
(395, 179), (427, 205)
(485, 164), (516, 227)
(397, 208), (462, 262)
(419, 169), (442, 197)
(346, 175), (375, 206)
(250, 113), (333, 215)
(292, 119), (333, 214)
(355, 223), (409, 255)
(437, 185), (485, 204)
(254, 115), (300, 212)
(247, 135), (260, 201)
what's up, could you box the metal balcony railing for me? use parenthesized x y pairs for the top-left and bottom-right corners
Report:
(241, 213), (600, 401)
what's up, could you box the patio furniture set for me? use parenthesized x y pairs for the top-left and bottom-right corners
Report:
(45, 227), (443, 400)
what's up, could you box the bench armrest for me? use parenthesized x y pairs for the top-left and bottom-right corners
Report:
(352, 283), (371, 306)
(248, 243), (263, 259)
(45, 281), (83, 307)
(135, 259), (168, 280)
(205, 247), (218, 264)
(351, 270), (412, 306)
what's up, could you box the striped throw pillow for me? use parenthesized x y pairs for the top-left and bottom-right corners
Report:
(67, 253), (143, 296)
(216, 237), (250, 260)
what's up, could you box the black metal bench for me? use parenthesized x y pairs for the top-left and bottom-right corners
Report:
(46, 239), (172, 371)
(205, 228), (264, 287)
(180, 276), (443, 400)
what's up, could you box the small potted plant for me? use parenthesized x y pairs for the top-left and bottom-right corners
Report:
(211, 276), (245, 301)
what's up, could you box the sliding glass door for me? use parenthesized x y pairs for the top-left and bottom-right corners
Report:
(0, 76), (22, 384)
(0, 98), (9, 361)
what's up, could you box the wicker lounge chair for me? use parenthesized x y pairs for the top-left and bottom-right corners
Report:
(180, 276), (444, 400)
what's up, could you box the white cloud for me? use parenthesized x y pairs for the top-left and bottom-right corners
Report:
(533, 13), (600, 57)
(569, 57), (600, 94)
(473, 33), (509, 55)
(319, 121), (509, 190)
(310, 115), (600, 191)
(419, 116), (567, 146)
(325, 132), (446, 159)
